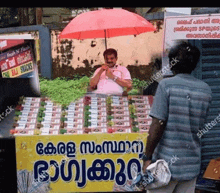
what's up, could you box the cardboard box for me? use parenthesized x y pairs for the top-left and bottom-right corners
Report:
(203, 158), (220, 180)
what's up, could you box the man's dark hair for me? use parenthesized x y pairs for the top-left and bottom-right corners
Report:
(103, 48), (118, 58)
(168, 41), (200, 74)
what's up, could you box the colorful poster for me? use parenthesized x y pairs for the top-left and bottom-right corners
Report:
(0, 45), (34, 78)
(16, 133), (147, 192)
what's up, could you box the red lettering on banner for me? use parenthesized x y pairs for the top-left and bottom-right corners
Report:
(193, 18), (210, 24)
(11, 68), (18, 76)
(177, 19), (193, 25)
(16, 50), (32, 65)
(211, 18), (220, 24)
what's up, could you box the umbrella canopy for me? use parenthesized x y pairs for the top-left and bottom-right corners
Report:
(59, 8), (156, 48)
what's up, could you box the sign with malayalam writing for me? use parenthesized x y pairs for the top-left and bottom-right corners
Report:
(0, 44), (34, 78)
(15, 133), (147, 192)
(162, 14), (220, 76)
(165, 14), (220, 42)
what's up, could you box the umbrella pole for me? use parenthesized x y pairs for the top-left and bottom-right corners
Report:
(104, 29), (107, 50)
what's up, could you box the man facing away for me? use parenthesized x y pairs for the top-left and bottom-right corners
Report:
(142, 41), (212, 193)
(90, 48), (132, 96)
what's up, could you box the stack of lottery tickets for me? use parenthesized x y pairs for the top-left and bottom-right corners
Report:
(41, 99), (62, 135)
(64, 98), (84, 135)
(13, 97), (41, 135)
(11, 95), (153, 135)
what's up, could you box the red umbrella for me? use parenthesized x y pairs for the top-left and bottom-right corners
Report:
(59, 8), (156, 49)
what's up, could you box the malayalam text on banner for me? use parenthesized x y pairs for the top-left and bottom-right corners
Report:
(16, 133), (147, 192)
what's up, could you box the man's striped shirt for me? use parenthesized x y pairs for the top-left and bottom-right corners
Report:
(150, 73), (212, 181)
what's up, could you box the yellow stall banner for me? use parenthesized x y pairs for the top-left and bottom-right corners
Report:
(16, 133), (147, 192)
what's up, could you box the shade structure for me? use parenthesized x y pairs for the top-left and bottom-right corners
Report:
(59, 8), (156, 44)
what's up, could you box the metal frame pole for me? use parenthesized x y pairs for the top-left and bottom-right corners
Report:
(104, 29), (107, 50)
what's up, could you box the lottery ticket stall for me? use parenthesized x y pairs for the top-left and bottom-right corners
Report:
(7, 94), (153, 192)
(0, 9), (158, 192)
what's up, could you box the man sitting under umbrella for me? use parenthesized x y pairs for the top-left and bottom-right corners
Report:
(90, 48), (132, 96)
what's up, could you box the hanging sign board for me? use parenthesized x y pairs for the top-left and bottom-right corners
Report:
(163, 14), (220, 76)
(0, 44), (34, 78)
(165, 14), (220, 42)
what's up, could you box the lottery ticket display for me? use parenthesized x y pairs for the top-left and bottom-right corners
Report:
(11, 95), (153, 135)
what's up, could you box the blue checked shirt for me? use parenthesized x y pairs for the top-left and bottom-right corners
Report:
(150, 73), (212, 181)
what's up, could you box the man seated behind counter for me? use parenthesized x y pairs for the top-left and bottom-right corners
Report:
(90, 48), (132, 96)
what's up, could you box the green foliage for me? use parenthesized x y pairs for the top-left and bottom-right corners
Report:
(39, 75), (148, 104)
(13, 116), (20, 121)
(85, 105), (91, 111)
(107, 115), (113, 120)
(40, 102), (46, 106)
(129, 104), (136, 114)
(130, 114), (137, 119)
(132, 127), (139, 132)
(37, 112), (45, 118)
(18, 100), (25, 105)
(39, 76), (90, 106)
(128, 88), (140, 95)
(132, 78), (148, 89)
(106, 96), (112, 105)
(37, 117), (43, 123)
(61, 111), (68, 117)
(39, 107), (46, 112)
(62, 104), (68, 110)
(85, 111), (91, 116)
(107, 121), (114, 127)
(60, 117), (67, 122)
(60, 129), (67, 134)
(15, 110), (22, 116)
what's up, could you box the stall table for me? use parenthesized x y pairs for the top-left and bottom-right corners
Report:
(8, 95), (154, 192)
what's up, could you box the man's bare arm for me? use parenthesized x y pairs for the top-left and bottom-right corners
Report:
(115, 78), (132, 90)
(90, 68), (105, 88)
(142, 117), (166, 173)
(144, 117), (166, 157)
(105, 68), (132, 90)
